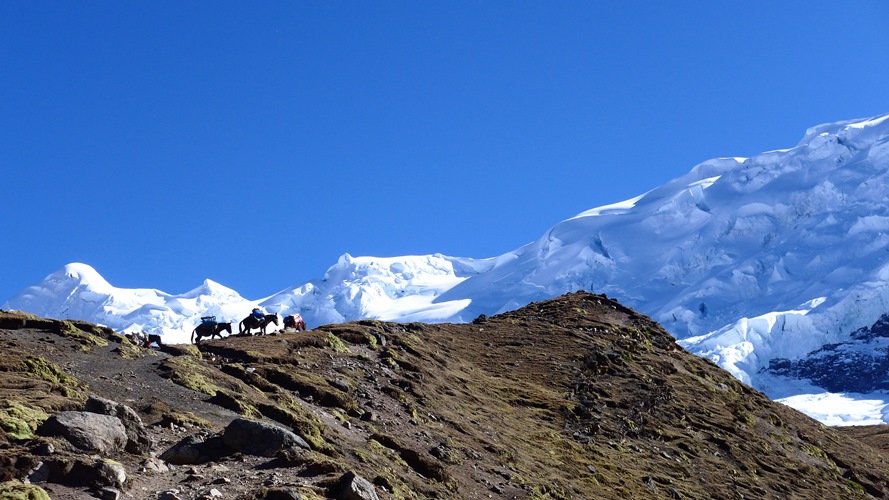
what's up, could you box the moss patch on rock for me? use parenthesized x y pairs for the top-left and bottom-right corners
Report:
(0, 400), (49, 440)
(0, 481), (50, 500)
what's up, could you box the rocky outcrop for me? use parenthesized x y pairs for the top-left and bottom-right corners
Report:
(159, 418), (313, 466)
(37, 411), (127, 453)
(28, 457), (127, 490)
(766, 313), (889, 392)
(84, 395), (153, 454)
(222, 418), (310, 457)
(336, 472), (379, 500)
(159, 433), (228, 466)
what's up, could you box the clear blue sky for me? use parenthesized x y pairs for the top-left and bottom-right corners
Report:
(2, 2), (888, 302)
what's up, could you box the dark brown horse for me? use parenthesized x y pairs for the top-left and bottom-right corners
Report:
(284, 314), (307, 331)
(239, 314), (279, 336)
(191, 321), (232, 343)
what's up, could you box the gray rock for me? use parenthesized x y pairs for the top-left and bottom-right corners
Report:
(261, 487), (303, 500)
(32, 441), (55, 455)
(38, 411), (127, 453)
(27, 461), (49, 483)
(39, 458), (127, 489)
(336, 471), (379, 500)
(222, 418), (310, 457)
(160, 433), (230, 465)
(97, 487), (121, 500)
(93, 460), (127, 489)
(329, 378), (351, 392)
(141, 457), (170, 474)
(85, 395), (154, 454)
(160, 434), (212, 465)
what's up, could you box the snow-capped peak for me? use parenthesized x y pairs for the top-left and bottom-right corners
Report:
(181, 279), (240, 300)
(56, 262), (113, 292)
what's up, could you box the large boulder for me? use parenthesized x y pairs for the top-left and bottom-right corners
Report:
(29, 457), (127, 489)
(159, 434), (228, 465)
(84, 396), (153, 454)
(38, 412), (127, 453)
(336, 472), (379, 500)
(222, 418), (309, 457)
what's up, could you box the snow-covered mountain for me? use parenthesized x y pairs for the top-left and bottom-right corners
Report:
(5, 113), (889, 425)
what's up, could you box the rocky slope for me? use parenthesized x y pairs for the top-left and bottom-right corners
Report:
(1, 292), (889, 499)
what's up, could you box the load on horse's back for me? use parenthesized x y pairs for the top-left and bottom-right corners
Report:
(284, 314), (307, 331)
(239, 312), (279, 336)
(192, 316), (233, 343)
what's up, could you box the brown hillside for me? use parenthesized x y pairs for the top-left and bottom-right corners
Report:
(1, 291), (888, 499)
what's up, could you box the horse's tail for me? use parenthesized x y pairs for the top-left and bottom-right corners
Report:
(191, 328), (197, 344)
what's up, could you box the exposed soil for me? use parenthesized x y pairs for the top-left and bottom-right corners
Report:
(2, 291), (889, 499)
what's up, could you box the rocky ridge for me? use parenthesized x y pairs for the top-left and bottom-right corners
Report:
(1, 292), (889, 499)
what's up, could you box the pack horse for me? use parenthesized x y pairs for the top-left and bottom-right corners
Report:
(284, 314), (307, 331)
(192, 317), (233, 343)
(239, 313), (279, 336)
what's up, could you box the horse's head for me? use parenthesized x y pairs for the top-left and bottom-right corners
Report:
(222, 322), (233, 333)
(268, 314), (279, 325)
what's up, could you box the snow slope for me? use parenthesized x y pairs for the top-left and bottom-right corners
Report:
(5, 113), (889, 424)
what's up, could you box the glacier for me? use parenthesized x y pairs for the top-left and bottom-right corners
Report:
(5, 113), (889, 425)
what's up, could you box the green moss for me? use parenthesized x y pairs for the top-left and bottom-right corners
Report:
(352, 448), (371, 463)
(141, 399), (213, 429)
(801, 443), (832, 464)
(0, 482), (51, 500)
(160, 410), (211, 429)
(209, 391), (260, 418)
(161, 357), (220, 396)
(243, 350), (269, 362)
(259, 487), (325, 500)
(735, 408), (755, 426)
(56, 321), (108, 348)
(113, 341), (146, 360)
(324, 333), (350, 353)
(258, 367), (358, 413)
(846, 479), (866, 495)
(0, 401), (49, 440)
(21, 357), (83, 398)
(174, 371), (217, 396)
(407, 405), (425, 423)
(164, 344), (203, 359)
(325, 325), (379, 347)
(366, 333), (378, 349)
(258, 394), (331, 453)
(220, 363), (278, 392)
(770, 432), (792, 444)
(766, 413), (785, 428)
(368, 438), (409, 468)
